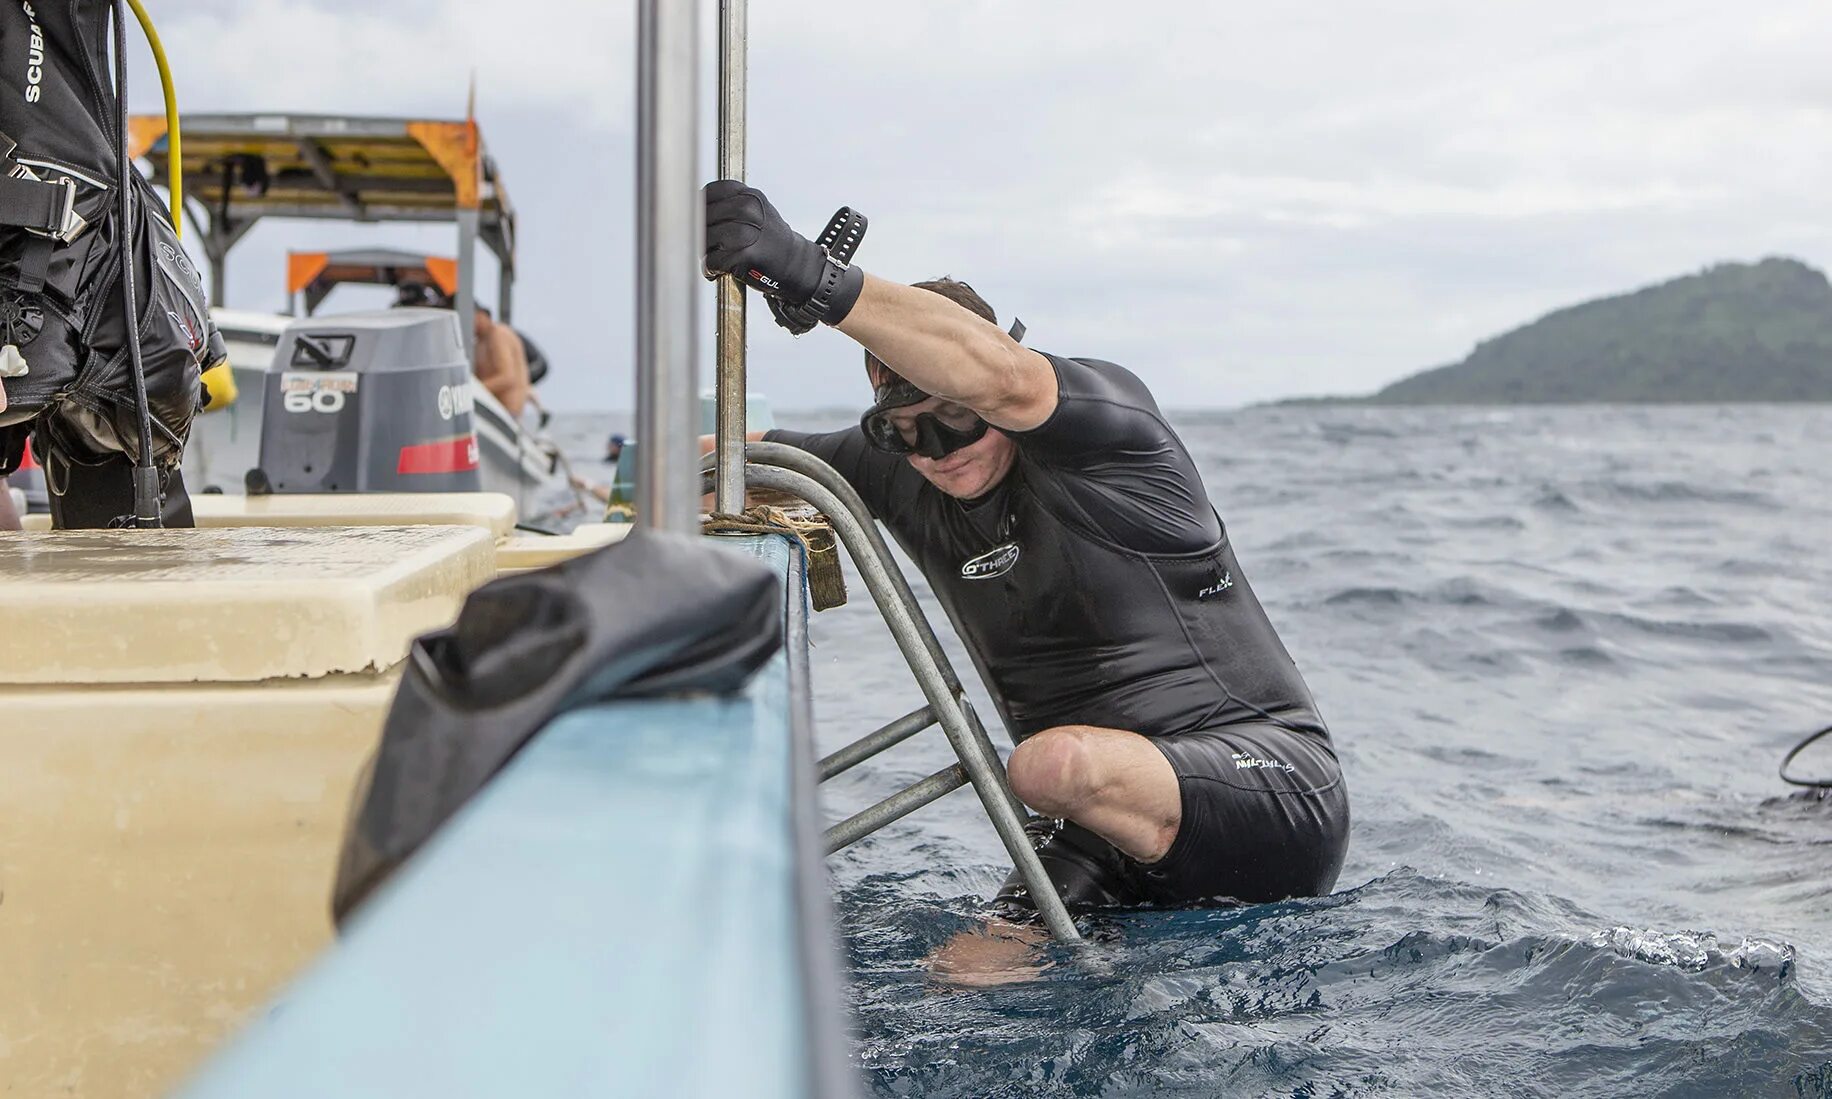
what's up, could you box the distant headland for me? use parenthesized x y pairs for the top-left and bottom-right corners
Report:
(1294, 257), (1832, 404)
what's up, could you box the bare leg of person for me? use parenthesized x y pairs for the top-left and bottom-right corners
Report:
(1005, 724), (1182, 862)
(928, 920), (1051, 988)
(928, 725), (1180, 986)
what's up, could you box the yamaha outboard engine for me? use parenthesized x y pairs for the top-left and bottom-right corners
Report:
(251, 309), (482, 494)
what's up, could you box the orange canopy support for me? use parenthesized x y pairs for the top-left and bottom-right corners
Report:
(286, 249), (463, 313)
(286, 252), (329, 296)
(406, 120), (481, 211)
(423, 256), (459, 296)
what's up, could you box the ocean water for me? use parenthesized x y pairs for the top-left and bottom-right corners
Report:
(563, 404), (1832, 1097)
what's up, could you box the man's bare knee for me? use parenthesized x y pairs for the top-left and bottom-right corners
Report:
(1007, 726), (1100, 817)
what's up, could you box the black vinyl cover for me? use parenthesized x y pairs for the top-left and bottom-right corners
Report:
(332, 528), (784, 922)
(0, 0), (220, 473)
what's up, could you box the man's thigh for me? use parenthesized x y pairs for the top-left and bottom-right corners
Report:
(999, 722), (1349, 913)
(1143, 724), (1348, 906)
(1008, 724), (1182, 862)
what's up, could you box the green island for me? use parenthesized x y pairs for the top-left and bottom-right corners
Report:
(1313, 257), (1832, 404)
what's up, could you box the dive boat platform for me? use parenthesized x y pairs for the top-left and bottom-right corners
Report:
(0, 495), (844, 1097)
(175, 533), (851, 1098)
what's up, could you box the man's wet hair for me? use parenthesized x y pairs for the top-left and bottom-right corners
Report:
(865, 278), (997, 389)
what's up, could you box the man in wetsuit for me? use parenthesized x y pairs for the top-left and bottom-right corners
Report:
(704, 182), (1349, 915)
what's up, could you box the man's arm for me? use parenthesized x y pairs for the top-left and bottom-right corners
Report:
(834, 274), (1058, 432)
(471, 318), (530, 419)
(488, 325), (532, 417)
(701, 182), (1056, 430)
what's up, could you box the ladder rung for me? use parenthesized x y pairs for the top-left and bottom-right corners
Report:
(823, 763), (967, 854)
(818, 705), (937, 780)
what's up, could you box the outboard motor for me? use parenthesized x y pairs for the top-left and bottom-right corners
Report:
(250, 308), (482, 494)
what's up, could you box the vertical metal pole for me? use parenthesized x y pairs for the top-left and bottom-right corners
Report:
(635, 0), (702, 535)
(455, 208), (479, 366)
(712, 0), (748, 515)
(209, 249), (226, 307)
(205, 231), (227, 307)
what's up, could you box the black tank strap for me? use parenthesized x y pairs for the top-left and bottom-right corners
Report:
(0, 131), (84, 242)
(0, 133), (86, 299)
(0, 175), (76, 236)
(0, 235), (55, 295)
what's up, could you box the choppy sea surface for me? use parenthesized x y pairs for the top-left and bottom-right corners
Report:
(563, 404), (1832, 1098)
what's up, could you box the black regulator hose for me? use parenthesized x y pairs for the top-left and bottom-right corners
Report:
(113, 0), (161, 527)
(1779, 723), (1832, 789)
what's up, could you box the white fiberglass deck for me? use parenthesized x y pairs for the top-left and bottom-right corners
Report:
(175, 534), (852, 1099)
(0, 524), (494, 683)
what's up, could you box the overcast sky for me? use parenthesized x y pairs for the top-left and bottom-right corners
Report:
(134, 1), (1832, 411)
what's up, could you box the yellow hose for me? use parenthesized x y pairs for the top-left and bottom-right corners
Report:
(125, 0), (182, 237)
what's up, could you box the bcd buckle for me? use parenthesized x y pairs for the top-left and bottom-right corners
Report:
(3, 167), (88, 243)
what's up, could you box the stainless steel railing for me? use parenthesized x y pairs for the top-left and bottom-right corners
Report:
(634, 0), (701, 536)
(712, 0), (750, 516)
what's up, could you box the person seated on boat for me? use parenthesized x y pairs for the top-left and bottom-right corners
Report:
(703, 181), (1350, 941)
(470, 305), (532, 420)
(394, 284), (531, 419)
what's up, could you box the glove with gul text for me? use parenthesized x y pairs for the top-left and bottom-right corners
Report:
(703, 180), (866, 335)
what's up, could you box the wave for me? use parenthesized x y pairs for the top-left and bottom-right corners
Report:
(1587, 926), (1794, 973)
(1319, 577), (1531, 612)
(1323, 586), (1412, 607)
(843, 869), (1831, 1098)
(1556, 644), (1617, 668)
(1594, 611), (1773, 645)
(1532, 485), (1583, 512)
(1589, 480), (1776, 508)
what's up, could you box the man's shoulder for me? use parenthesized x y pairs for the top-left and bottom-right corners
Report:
(1015, 353), (1173, 451)
(1029, 353), (1167, 426)
(1058, 354), (1161, 403)
(1014, 356), (1217, 553)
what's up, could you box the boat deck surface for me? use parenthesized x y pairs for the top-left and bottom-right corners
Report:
(0, 524), (495, 683)
(175, 533), (848, 1099)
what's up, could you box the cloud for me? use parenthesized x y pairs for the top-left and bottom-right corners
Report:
(153, 0), (635, 125)
(134, 0), (1832, 409)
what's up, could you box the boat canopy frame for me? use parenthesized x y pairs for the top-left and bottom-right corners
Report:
(128, 112), (517, 361)
(283, 247), (462, 317)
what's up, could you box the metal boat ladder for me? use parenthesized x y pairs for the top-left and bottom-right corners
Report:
(702, 443), (1081, 943)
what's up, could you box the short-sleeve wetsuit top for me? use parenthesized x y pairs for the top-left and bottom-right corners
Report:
(766, 353), (1328, 746)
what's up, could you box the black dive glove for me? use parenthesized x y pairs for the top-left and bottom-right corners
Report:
(703, 180), (865, 334)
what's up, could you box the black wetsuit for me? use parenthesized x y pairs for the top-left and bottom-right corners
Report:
(768, 353), (1348, 909)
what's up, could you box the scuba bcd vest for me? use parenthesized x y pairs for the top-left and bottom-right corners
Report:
(0, 0), (224, 478)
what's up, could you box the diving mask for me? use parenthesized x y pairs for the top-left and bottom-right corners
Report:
(858, 317), (1023, 458)
(860, 379), (989, 458)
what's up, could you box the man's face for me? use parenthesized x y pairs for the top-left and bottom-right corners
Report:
(883, 395), (1018, 499)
